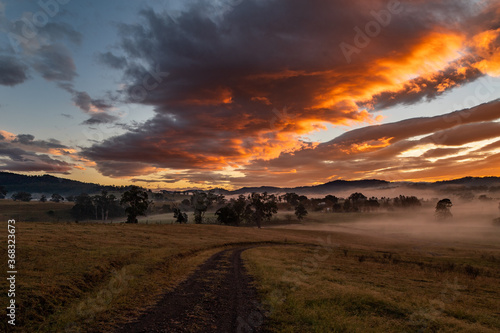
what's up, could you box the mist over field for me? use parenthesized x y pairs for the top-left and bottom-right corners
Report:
(272, 199), (500, 247)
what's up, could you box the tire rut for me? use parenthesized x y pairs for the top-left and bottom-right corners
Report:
(115, 246), (266, 333)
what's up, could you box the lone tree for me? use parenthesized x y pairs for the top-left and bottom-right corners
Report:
(435, 198), (453, 220)
(295, 203), (308, 221)
(173, 208), (188, 224)
(191, 191), (218, 224)
(120, 186), (151, 223)
(40, 195), (47, 203)
(246, 192), (278, 228)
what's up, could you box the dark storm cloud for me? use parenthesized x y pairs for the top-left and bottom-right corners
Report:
(365, 57), (484, 110)
(0, 142), (73, 174)
(12, 134), (68, 149)
(237, 99), (500, 185)
(0, 56), (28, 86)
(0, 143), (31, 162)
(85, 0), (500, 181)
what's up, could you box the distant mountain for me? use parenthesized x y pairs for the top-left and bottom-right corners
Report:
(0, 172), (127, 197)
(228, 180), (392, 195)
(405, 177), (500, 190)
(1, 172), (499, 198)
(226, 177), (500, 196)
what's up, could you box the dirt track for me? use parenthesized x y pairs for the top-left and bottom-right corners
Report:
(115, 247), (266, 333)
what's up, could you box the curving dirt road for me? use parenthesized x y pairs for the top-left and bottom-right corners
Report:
(115, 247), (266, 333)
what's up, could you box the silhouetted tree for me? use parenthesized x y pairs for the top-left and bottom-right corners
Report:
(435, 198), (453, 220)
(246, 192), (277, 228)
(191, 192), (209, 224)
(50, 193), (64, 203)
(120, 186), (151, 223)
(216, 195), (259, 226)
(40, 194), (47, 202)
(173, 208), (188, 223)
(332, 203), (342, 212)
(215, 205), (239, 225)
(298, 195), (308, 205)
(348, 192), (367, 211)
(12, 192), (32, 202)
(71, 193), (94, 220)
(190, 191), (219, 224)
(343, 199), (352, 212)
(0, 186), (7, 199)
(324, 195), (339, 204)
(393, 195), (421, 208)
(295, 203), (308, 221)
(93, 190), (118, 221)
(282, 193), (300, 206)
(364, 198), (380, 212)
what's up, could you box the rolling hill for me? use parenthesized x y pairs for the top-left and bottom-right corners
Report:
(1, 171), (500, 198)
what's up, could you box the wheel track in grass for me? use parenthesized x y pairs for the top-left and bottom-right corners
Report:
(115, 245), (269, 333)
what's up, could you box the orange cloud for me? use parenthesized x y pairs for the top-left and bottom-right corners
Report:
(0, 130), (16, 141)
(339, 137), (394, 154)
(470, 28), (500, 76)
(81, 0), (500, 186)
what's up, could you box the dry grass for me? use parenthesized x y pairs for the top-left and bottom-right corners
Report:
(0, 220), (321, 332)
(243, 234), (500, 332)
(1, 200), (499, 332)
(0, 200), (74, 222)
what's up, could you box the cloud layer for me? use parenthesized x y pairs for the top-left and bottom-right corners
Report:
(2, 0), (500, 187)
(77, 0), (500, 186)
(0, 131), (76, 174)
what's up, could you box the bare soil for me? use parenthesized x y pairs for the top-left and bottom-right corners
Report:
(115, 246), (266, 333)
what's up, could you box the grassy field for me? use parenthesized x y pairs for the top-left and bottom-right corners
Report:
(0, 219), (324, 332)
(1, 201), (499, 332)
(243, 232), (500, 332)
(0, 200), (74, 223)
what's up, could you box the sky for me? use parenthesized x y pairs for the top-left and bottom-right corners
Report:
(1, 0), (500, 190)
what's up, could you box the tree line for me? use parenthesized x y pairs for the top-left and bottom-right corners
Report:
(0, 184), (472, 224)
